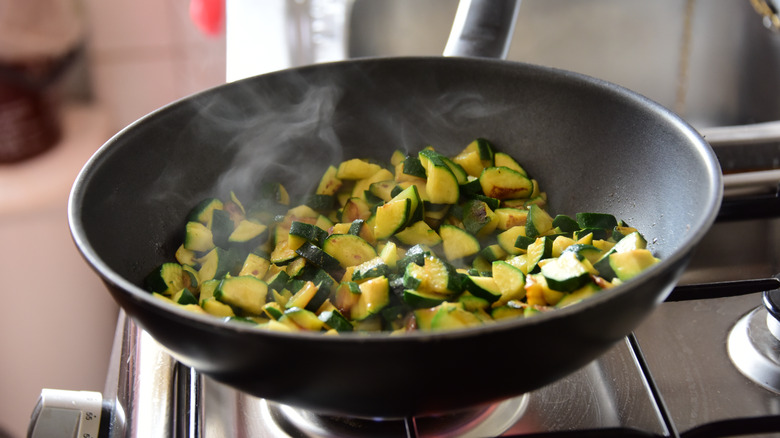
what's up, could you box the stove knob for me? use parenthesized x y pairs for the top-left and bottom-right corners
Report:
(27, 389), (106, 438)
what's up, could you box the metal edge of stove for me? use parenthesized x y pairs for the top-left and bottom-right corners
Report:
(101, 310), (179, 438)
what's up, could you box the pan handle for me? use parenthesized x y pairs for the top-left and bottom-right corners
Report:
(443, 0), (522, 59)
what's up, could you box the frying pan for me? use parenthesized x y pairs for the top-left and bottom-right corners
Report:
(68, 0), (721, 418)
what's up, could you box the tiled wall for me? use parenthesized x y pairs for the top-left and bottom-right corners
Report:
(83, 0), (226, 132)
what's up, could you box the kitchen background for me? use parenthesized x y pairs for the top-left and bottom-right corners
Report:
(0, 1), (225, 437)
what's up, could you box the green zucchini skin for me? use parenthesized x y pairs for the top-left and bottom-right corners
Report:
(144, 139), (660, 333)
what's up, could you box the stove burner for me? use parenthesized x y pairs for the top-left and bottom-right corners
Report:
(727, 304), (780, 394)
(259, 395), (529, 437)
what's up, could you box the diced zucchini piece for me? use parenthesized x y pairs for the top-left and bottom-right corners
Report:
(609, 249), (659, 281)
(238, 253), (270, 278)
(540, 251), (593, 292)
(374, 198), (410, 240)
(228, 219), (268, 248)
(144, 262), (188, 296)
(262, 302), (284, 320)
(197, 247), (244, 281)
(201, 297), (235, 317)
(283, 307), (324, 331)
(492, 260), (526, 307)
(403, 289), (448, 309)
(184, 221), (215, 252)
(351, 257), (391, 281)
(401, 155), (427, 178)
(341, 197), (372, 222)
(288, 221), (328, 250)
(576, 212), (618, 230)
(478, 244), (508, 262)
(497, 225), (527, 256)
(334, 280), (361, 314)
(439, 224), (480, 261)
(593, 231), (648, 280)
(479, 166), (533, 200)
(285, 280), (329, 312)
(319, 309), (354, 332)
(462, 199), (499, 237)
(394, 221), (442, 246)
(336, 158), (383, 180)
(552, 214), (580, 233)
(494, 207), (528, 230)
(210, 209), (235, 248)
(351, 276), (390, 321)
(214, 275), (268, 315)
(390, 149), (406, 166)
(526, 204), (554, 238)
(270, 239), (298, 265)
(561, 243), (603, 264)
(463, 275), (502, 303)
(315, 165), (343, 195)
(187, 197), (224, 226)
(172, 288), (198, 305)
(430, 302), (483, 330)
(493, 151), (528, 176)
(295, 241), (344, 280)
(420, 150), (460, 204)
(525, 236), (553, 273)
(322, 233), (377, 267)
(556, 282), (602, 308)
(369, 180), (397, 202)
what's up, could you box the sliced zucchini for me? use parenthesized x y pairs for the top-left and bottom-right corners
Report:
(315, 165), (343, 195)
(295, 242), (344, 280)
(373, 198), (410, 240)
(556, 282), (601, 308)
(351, 256), (391, 281)
(336, 158), (383, 180)
(479, 166), (533, 200)
(228, 219), (268, 248)
(540, 251), (593, 292)
(493, 151), (527, 176)
(351, 276), (390, 321)
(462, 199), (498, 237)
(494, 207), (528, 230)
(144, 262), (187, 296)
(214, 275), (268, 315)
(187, 197), (224, 226)
(463, 275), (502, 303)
(319, 309), (354, 332)
(420, 150), (460, 204)
(283, 307), (325, 331)
(322, 233), (377, 267)
(497, 225), (527, 256)
(525, 236), (553, 273)
(492, 260), (526, 306)
(439, 224), (481, 262)
(394, 220), (442, 246)
(525, 204), (554, 238)
(184, 221), (215, 252)
(609, 249), (659, 281)
(576, 212), (618, 230)
(288, 221), (328, 250)
(238, 252), (271, 278)
(430, 302), (483, 330)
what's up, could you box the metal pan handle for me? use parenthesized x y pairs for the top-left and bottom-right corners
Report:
(443, 0), (522, 59)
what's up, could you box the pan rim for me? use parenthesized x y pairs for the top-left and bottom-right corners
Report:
(68, 55), (723, 342)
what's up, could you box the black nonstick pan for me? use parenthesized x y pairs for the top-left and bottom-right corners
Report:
(68, 0), (721, 418)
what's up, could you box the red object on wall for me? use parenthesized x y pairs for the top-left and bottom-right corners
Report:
(190, 0), (224, 37)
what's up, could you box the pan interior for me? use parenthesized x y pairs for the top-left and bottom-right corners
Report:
(73, 56), (720, 321)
